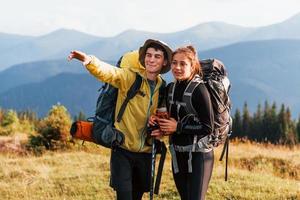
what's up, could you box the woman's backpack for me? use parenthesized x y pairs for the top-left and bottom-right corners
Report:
(168, 58), (232, 180)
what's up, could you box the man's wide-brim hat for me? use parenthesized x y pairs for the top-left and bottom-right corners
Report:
(139, 39), (172, 74)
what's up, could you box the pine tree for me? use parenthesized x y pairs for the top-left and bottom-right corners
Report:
(0, 108), (3, 125)
(250, 103), (262, 141)
(262, 100), (272, 142)
(242, 102), (251, 138)
(268, 102), (278, 143)
(278, 104), (288, 144)
(285, 107), (297, 145)
(74, 111), (86, 121)
(296, 115), (300, 143)
(232, 109), (242, 138)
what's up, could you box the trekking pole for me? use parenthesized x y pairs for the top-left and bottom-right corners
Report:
(150, 138), (156, 200)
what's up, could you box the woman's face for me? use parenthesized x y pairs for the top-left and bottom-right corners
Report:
(171, 53), (193, 81)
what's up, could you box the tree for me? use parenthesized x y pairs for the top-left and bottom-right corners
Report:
(28, 104), (72, 150)
(73, 111), (87, 121)
(0, 109), (20, 136)
(242, 102), (251, 138)
(18, 110), (38, 122)
(296, 115), (300, 143)
(285, 107), (297, 145)
(278, 104), (288, 144)
(2, 109), (19, 127)
(232, 109), (242, 138)
(250, 103), (262, 141)
(0, 108), (3, 124)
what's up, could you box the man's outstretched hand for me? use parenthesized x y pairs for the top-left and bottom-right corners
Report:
(68, 50), (92, 65)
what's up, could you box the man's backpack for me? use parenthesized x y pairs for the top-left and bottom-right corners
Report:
(71, 56), (166, 149)
(91, 57), (146, 148)
(70, 57), (143, 148)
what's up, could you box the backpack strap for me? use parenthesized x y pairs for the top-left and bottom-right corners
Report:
(167, 82), (175, 116)
(168, 75), (205, 173)
(116, 73), (142, 122)
(182, 75), (203, 115)
(167, 82), (188, 119)
(158, 79), (166, 108)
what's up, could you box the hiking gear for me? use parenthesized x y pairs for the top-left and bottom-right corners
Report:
(70, 120), (94, 143)
(168, 59), (232, 180)
(150, 138), (156, 200)
(154, 140), (167, 194)
(70, 56), (142, 149)
(201, 59), (231, 147)
(149, 139), (167, 200)
(91, 61), (143, 148)
(146, 122), (167, 198)
(86, 53), (166, 153)
(138, 39), (172, 74)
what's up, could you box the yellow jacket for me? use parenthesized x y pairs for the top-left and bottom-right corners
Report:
(86, 51), (164, 153)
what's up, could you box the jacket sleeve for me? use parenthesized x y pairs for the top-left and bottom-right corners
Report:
(176, 84), (214, 137)
(85, 55), (135, 92)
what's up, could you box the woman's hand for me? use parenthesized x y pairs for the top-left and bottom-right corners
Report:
(158, 118), (177, 135)
(68, 50), (92, 65)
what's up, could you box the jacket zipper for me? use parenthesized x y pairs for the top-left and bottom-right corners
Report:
(138, 80), (160, 152)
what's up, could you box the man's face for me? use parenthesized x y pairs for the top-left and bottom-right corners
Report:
(144, 47), (167, 74)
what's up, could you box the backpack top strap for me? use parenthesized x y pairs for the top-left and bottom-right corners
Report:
(167, 82), (175, 115)
(182, 75), (203, 116)
(158, 79), (166, 108)
(116, 73), (142, 122)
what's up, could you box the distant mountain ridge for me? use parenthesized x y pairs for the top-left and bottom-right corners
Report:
(0, 73), (101, 116)
(1, 12), (300, 71)
(1, 13), (300, 117)
(198, 39), (300, 116)
(1, 39), (300, 117)
(0, 58), (115, 94)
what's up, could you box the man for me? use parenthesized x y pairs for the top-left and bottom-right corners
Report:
(68, 39), (172, 200)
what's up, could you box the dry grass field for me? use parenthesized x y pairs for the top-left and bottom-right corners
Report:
(0, 137), (299, 200)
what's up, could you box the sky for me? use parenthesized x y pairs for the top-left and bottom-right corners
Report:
(1, 0), (300, 37)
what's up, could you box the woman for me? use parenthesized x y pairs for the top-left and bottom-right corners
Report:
(150, 46), (214, 200)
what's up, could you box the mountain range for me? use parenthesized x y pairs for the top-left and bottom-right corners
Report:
(2, 13), (300, 71)
(1, 13), (300, 117)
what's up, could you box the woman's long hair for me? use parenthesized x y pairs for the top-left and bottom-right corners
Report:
(172, 45), (202, 80)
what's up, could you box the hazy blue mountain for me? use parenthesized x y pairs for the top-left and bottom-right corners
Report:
(245, 13), (300, 41)
(0, 73), (101, 117)
(80, 22), (255, 61)
(0, 29), (102, 71)
(1, 39), (300, 116)
(0, 32), (33, 52)
(2, 11), (300, 71)
(0, 22), (256, 70)
(0, 59), (85, 94)
(198, 39), (300, 116)
(0, 58), (115, 94)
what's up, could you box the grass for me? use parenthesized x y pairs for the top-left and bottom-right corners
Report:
(0, 139), (299, 200)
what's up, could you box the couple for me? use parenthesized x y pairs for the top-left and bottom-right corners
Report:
(68, 39), (214, 200)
